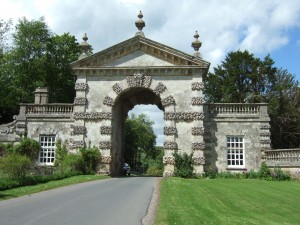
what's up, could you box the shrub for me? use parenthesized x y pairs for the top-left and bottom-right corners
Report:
(173, 152), (195, 178)
(146, 164), (163, 176)
(202, 163), (291, 181)
(0, 143), (15, 157)
(271, 166), (291, 181)
(0, 143), (5, 157)
(0, 154), (32, 178)
(54, 139), (68, 170)
(61, 153), (83, 173)
(13, 138), (41, 161)
(247, 169), (258, 179)
(0, 171), (82, 191)
(258, 162), (271, 179)
(79, 147), (101, 174)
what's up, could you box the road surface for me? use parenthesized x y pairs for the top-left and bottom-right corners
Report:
(0, 177), (158, 225)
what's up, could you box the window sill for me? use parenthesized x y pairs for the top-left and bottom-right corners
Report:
(37, 164), (54, 167)
(226, 167), (247, 171)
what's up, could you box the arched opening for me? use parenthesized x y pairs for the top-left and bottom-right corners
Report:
(111, 87), (164, 176)
(125, 105), (164, 174)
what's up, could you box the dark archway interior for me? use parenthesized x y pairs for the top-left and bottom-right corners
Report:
(111, 88), (164, 175)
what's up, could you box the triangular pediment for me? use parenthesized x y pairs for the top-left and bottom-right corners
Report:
(71, 36), (210, 69)
(102, 50), (175, 67)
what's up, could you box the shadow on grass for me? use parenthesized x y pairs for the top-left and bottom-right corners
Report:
(0, 192), (16, 200)
(111, 174), (163, 178)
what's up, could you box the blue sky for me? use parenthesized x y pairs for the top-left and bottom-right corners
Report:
(1, 0), (300, 145)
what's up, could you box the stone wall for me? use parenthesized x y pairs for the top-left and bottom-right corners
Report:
(264, 149), (300, 179)
(204, 103), (270, 172)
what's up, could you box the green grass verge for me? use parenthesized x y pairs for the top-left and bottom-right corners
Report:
(155, 178), (300, 225)
(0, 175), (109, 201)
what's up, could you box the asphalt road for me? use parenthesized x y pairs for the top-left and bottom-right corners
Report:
(0, 177), (158, 225)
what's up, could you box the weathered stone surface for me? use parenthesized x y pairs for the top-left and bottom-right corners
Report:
(260, 131), (271, 136)
(164, 126), (177, 135)
(99, 141), (112, 149)
(101, 155), (112, 164)
(16, 130), (25, 136)
(100, 126), (112, 135)
(260, 124), (271, 129)
(192, 156), (205, 165)
(74, 112), (112, 120)
(161, 96), (175, 107)
(260, 139), (271, 144)
(163, 171), (174, 177)
(16, 124), (26, 128)
(192, 142), (206, 150)
(164, 141), (178, 150)
(164, 112), (204, 121)
(75, 83), (88, 91)
(112, 83), (123, 95)
(74, 98), (87, 105)
(191, 97), (205, 105)
(72, 126), (86, 135)
(192, 127), (204, 135)
(191, 82), (204, 91)
(70, 139), (85, 149)
(153, 82), (167, 95)
(103, 96), (115, 107)
(126, 73), (152, 88)
(163, 156), (175, 165)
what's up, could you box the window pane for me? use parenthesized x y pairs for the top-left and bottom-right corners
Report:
(39, 135), (56, 165)
(227, 136), (244, 167)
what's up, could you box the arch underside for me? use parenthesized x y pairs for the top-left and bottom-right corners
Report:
(111, 88), (164, 176)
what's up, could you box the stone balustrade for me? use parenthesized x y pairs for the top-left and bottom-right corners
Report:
(22, 104), (74, 115)
(208, 103), (267, 115)
(264, 149), (300, 167)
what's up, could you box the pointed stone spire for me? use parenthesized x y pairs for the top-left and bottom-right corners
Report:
(79, 33), (91, 60)
(191, 31), (202, 58)
(135, 11), (145, 37)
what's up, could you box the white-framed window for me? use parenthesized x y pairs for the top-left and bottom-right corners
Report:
(227, 136), (244, 168)
(39, 135), (56, 165)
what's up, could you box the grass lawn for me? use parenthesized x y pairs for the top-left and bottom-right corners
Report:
(155, 178), (300, 225)
(0, 175), (109, 201)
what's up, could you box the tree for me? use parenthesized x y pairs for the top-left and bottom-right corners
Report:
(45, 33), (81, 103)
(204, 50), (300, 149)
(0, 17), (81, 123)
(204, 50), (276, 103)
(124, 113), (157, 170)
(0, 19), (14, 123)
(268, 69), (300, 148)
(11, 17), (51, 103)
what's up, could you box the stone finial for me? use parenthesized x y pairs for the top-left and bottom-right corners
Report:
(191, 31), (202, 58)
(135, 11), (145, 37)
(79, 33), (91, 60)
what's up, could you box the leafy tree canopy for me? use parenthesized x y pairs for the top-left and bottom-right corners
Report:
(204, 50), (276, 103)
(0, 17), (81, 123)
(124, 113), (157, 170)
(204, 50), (300, 148)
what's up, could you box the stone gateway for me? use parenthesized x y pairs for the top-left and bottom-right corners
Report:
(0, 12), (271, 176)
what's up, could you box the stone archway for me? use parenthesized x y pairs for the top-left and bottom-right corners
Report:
(70, 31), (209, 177)
(102, 73), (177, 176)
